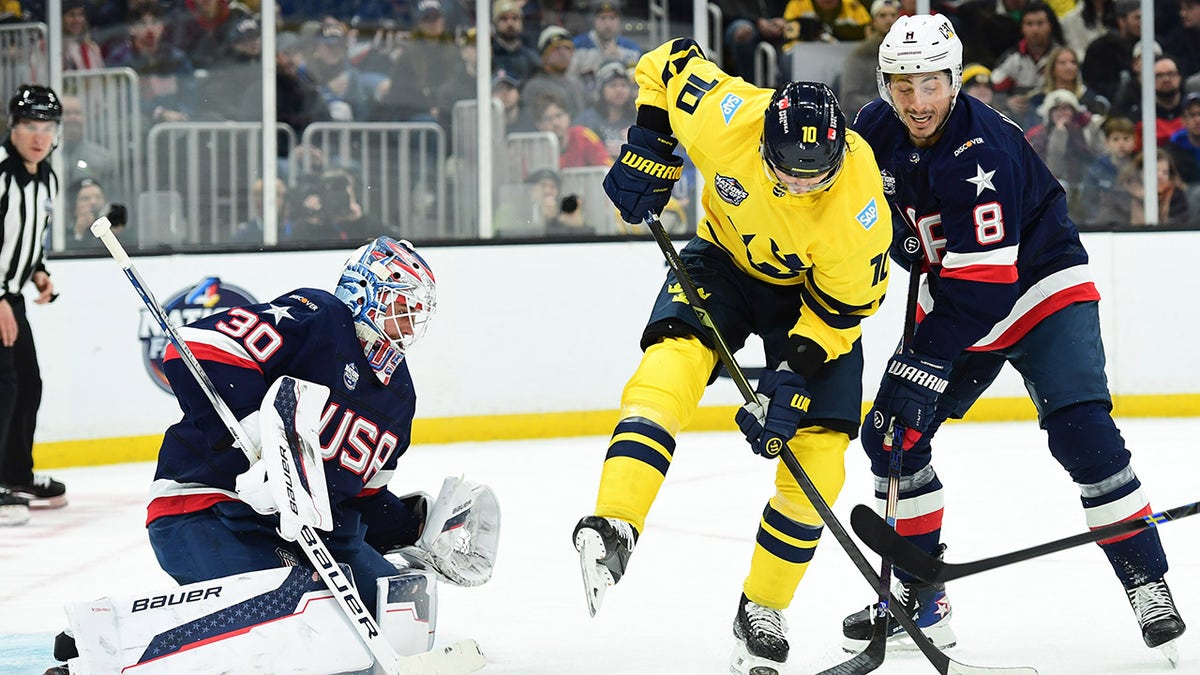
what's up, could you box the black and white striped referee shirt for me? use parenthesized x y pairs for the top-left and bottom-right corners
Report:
(0, 138), (56, 298)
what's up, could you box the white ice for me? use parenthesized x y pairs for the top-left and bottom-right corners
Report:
(2, 418), (1198, 674)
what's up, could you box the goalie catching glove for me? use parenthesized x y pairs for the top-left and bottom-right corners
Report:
(603, 124), (683, 224)
(390, 475), (500, 588)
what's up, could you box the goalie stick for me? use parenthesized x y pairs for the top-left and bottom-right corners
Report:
(90, 214), (484, 675)
(852, 499), (1200, 585)
(642, 213), (1035, 675)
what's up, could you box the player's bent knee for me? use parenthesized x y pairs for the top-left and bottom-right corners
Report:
(620, 337), (717, 434)
(772, 427), (849, 524)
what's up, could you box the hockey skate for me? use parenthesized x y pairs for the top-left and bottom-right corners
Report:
(573, 515), (637, 617)
(1127, 577), (1186, 666)
(8, 474), (67, 509)
(0, 487), (30, 526)
(842, 577), (955, 652)
(730, 593), (788, 675)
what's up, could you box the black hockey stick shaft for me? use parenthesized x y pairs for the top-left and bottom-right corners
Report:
(862, 264), (924, 667)
(853, 499), (1200, 584)
(643, 214), (1033, 675)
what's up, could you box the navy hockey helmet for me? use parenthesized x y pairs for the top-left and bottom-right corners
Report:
(761, 81), (846, 182)
(9, 84), (63, 123)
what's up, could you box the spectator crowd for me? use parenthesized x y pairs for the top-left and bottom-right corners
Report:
(14, 0), (1200, 241)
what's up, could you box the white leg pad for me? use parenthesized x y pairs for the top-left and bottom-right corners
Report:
(62, 566), (374, 675)
(377, 569), (438, 656)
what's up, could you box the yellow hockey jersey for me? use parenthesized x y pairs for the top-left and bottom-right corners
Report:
(633, 39), (892, 361)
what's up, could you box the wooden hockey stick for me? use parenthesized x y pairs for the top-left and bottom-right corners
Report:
(91, 215), (484, 675)
(643, 213), (1034, 675)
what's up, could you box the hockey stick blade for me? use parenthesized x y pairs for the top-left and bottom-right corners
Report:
(817, 618), (887, 675)
(851, 501), (1200, 584)
(400, 639), (486, 675)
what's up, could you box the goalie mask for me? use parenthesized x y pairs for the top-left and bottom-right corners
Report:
(335, 237), (437, 382)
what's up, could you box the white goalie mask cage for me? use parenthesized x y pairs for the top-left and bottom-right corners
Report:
(335, 237), (437, 358)
(876, 14), (964, 107)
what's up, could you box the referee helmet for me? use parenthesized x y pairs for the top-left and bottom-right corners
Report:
(9, 84), (63, 124)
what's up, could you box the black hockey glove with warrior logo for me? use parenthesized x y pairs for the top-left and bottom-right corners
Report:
(603, 125), (683, 224)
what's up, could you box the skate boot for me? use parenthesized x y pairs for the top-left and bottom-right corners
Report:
(0, 487), (30, 526)
(573, 515), (638, 616)
(730, 593), (788, 675)
(8, 474), (67, 509)
(842, 577), (955, 652)
(1127, 577), (1186, 665)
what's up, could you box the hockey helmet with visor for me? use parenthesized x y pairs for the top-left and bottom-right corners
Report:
(760, 81), (846, 195)
(876, 14), (963, 108)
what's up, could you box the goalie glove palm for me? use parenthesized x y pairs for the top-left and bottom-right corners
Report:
(395, 476), (500, 588)
(604, 125), (683, 224)
(735, 368), (811, 458)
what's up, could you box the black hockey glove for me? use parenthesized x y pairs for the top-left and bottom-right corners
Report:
(871, 351), (951, 450)
(735, 368), (811, 459)
(603, 125), (683, 224)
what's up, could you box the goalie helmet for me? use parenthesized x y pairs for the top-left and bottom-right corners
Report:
(760, 81), (846, 189)
(9, 84), (62, 123)
(335, 237), (437, 376)
(876, 14), (963, 107)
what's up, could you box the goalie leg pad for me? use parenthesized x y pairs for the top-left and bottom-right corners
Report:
(63, 566), (374, 675)
(377, 569), (439, 656)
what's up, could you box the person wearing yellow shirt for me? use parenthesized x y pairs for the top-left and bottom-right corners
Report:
(572, 38), (892, 675)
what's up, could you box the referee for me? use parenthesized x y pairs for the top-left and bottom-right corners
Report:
(0, 84), (66, 527)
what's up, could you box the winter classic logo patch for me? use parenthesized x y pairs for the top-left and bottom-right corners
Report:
(720, 93), (743, 125)
(139, 277), (258, 395)
(714, 173), (749, 206)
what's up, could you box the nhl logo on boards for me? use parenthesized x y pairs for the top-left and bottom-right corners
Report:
(344, 362), (360, 390)
(138, 277), (258, 395)
(714, 173), (749, 206)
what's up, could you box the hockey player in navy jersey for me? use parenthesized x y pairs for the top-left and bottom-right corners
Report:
(572, 38), (892, 674)
(144, 237), (498, 615)
(842, 14), (1185, 662)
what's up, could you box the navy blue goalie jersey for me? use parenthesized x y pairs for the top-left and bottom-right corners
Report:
(147, 288), (416, 539)
(852, 94), (1099, 361)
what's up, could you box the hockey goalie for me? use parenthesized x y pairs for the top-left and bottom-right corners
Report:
(49, 238), (497, 674)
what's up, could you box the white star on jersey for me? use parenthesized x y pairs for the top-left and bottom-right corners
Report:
(262, 304), (294, 324)
(965, 163), (996, 197)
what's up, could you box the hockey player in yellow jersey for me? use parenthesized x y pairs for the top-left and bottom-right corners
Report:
(572, 38), (892, 674)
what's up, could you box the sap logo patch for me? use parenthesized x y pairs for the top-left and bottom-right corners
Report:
(856, 198), (879, 230)
(953, 137), (985, 157)
(880, 169), (896, 195)
(138, 278), (258, 395)
(720, 93), (743, 125)
(714, 173), (749, 206)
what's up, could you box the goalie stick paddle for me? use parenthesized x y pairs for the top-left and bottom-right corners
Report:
(90, 216), (485, 675)
(642, 214), (1035, 675)
(852, 499), (1200, 585)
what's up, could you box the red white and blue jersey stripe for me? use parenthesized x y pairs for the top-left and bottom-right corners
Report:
(853, 94), (1099, 361)
(147, 288), (417, 546)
